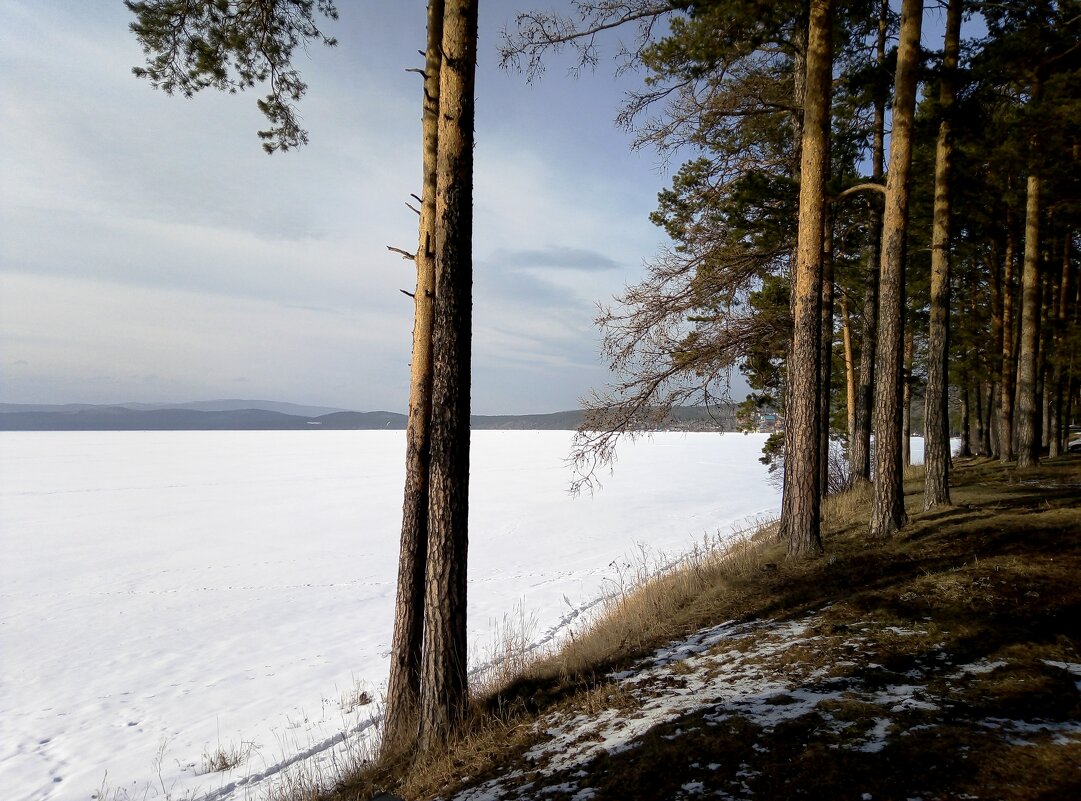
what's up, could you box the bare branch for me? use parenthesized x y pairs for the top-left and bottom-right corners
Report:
(387, 245), (416, 260)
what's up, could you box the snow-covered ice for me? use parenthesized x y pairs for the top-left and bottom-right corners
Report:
(0, 430), (782, 801)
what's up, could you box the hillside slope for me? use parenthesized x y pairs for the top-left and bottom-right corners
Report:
(340, 457), (1081, 801)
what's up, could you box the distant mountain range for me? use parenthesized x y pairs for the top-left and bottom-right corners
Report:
(0, 400), (737, 432)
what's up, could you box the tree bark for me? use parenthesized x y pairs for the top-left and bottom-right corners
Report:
(384, 0), (444, 754)
(960, 383), (971, 456)
(841, 292), (857, 465)
(924, 0), (961, 508)
(1049, 237), (1072, 456)
(869, 0), (922, 539)
(418, 0), (477, 751)
(982, 382), (995, 455)
(850, 0), (889, 484)
(819, 205), (835, 497)
(903, 328), (913, 467)
(781, 0), (832, 557)
(1000, 215), (1017, 461)
(1016, 170), (1042, 468)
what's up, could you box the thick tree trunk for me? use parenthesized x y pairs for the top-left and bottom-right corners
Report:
(418, 0), (477, 751)
(1016, 171), (1042, 469)
(778, 13), (808, 541)
(869, 0), (922, 539)
(781, 0), (832, 557)
(1000, 219), (1018, 461)
(850, 0), (889, 484)
(924, 0), (961, 508)
(383, 0), (444, 754)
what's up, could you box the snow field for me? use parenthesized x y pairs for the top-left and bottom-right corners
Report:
(0, 430), (782, 801)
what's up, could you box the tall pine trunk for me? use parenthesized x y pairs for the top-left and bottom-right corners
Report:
(781, 0), (832, 557)
(850, 0), (889, 484)
(418, 0), (477, 751)
(870, 0), (923, 539)
(1049, 238), (1072, 456)
(841, 293), (857, 463)
(903, 329), (913, 467)
(383, 0), (444, 753)
(924, 0), (961, 508)
(819, 206), (835, 497)
(1016, 170), (1042, 468)
(1000, 217), (1018, 461)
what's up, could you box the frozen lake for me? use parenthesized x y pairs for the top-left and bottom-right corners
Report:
(0, 430), (782, 800)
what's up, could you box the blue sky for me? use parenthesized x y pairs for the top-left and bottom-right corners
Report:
(0, 1), (682, 414)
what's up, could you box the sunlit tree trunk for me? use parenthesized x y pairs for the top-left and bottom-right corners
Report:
(781, 0), (832, 557)
(924, 0), (961, 508)
(419, 0), (477, 751)
(870, 0), (922, 539)
(384, 0), (444, 754)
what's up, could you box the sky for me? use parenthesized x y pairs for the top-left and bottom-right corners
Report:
(0, 1), (682, 415)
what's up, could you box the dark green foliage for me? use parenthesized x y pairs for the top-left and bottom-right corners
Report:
(126, 0), (338, 152)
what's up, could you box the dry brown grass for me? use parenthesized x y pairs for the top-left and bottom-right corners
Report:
(325, 455), (1081, 801)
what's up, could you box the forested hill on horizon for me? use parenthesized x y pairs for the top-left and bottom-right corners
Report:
(0, 401), (738, 432)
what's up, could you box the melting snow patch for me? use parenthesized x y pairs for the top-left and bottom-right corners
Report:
(1043, 660), (1081, 692)
(681, 780), (705, 794)
(857, 718), (893, 753)
(951, 659), (1008, 677)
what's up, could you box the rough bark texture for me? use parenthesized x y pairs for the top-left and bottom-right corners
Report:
(383, 0), (444, 754)
(923, 0), (961, 509)
(1016, 171), (1042, 468)
(418, 0), (477, 752)
(778, 15), (807, 541)
(1000, 219), (1017, 461)
(850, 0), (888, 484)
(781, 0), (831, 557)
(869, 0), (922, 539)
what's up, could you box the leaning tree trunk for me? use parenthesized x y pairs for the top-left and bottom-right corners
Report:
(418, 0), (478, 752)
(850, 0), (889, 484)
(869, 0), (923, 539)
(781, 0), (832, 557)
(924, 0), (961, 508)
(383, 0), (445, 754)
(1016, 170), (1042, 469)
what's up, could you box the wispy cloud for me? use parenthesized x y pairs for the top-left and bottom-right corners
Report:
(491, 246), (621, 272)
